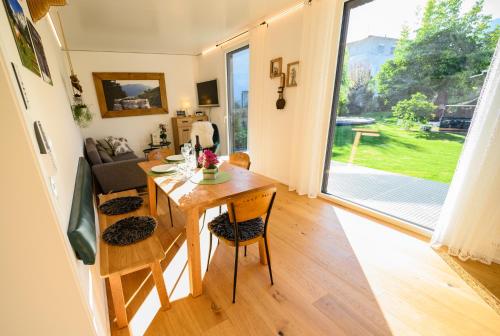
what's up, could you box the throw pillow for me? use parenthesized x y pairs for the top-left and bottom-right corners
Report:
(97, 139), (114, 156)
(105, 136), (133, 155)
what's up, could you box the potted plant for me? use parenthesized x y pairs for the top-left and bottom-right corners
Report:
(198, 149), (219, 180)
(71, 94), (93, 128)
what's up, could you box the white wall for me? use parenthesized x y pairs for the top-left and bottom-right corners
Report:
(70, 51), (198, 153)
(0, 4), (106, 336)
(196, 9), (303, 183)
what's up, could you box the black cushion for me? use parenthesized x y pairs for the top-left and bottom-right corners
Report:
(208, 212), (264, 241)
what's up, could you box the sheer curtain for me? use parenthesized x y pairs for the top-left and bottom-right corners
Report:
(247, 24), (268, 175)
(288, 0), (342, 197)
(431, 41), (500, 264)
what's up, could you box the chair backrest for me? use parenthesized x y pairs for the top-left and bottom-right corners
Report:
(191, 121), (214, 148)
(147, 148), (174, 161)
(228, 187), (277, 225)
(229, 152), (251, 170)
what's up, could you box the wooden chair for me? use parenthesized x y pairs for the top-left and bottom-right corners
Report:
(206, 187), (277, 303)
(229, 152), (251, 170)
(147, 147), (175, 227)
(147, 147), (175, 161)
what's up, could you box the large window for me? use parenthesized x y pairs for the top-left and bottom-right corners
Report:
(227, 45), (250, 152)
(323, 0), (499, 230)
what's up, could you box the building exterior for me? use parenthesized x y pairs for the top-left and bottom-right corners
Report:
(346, 35), (398, 78)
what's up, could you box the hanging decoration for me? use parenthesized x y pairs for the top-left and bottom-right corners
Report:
(27, 0), (66, 22)
(55, 12), (92, 127)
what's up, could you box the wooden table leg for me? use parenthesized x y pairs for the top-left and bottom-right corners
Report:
(185, 208), (203, 297)
(147, 176), (157, 217)
(150, 261), (171, 310)
(109, 274), (128, 328)
(258, 238), (268, 265)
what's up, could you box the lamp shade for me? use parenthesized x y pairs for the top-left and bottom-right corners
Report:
(27, 0), (67, 22)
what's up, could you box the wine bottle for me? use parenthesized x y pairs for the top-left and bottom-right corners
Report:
(194, 135), (202, 168)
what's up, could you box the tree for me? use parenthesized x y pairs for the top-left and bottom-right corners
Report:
(392, 92), (437, 128)
(347, 64), (376, 115)
(377, 0), (499, 110)
(337, 50), (350, 116)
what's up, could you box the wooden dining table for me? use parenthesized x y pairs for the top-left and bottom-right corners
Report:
(138, 159), (277, 297)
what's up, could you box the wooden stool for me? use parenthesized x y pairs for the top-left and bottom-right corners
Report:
(98, 190), (170, 328)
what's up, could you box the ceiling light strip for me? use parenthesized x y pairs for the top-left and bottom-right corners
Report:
(201, 1), (307, 55)
(47, 13), (62, 48)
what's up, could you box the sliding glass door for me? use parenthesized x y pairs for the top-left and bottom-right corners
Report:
(323, 0), (499, 230)
(227, 45), (250, 153)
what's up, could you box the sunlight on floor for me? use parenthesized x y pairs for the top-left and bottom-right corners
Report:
(127, 206), (220, 335)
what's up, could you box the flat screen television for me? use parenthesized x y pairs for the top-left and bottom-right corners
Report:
(196, 79), (219, 107)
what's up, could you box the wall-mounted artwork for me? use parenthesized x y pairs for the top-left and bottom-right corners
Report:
(92, 72), (169, 118)
(3, 0), (40, 76)
(27, 20), (52, 84)
(286, 61), (299, 87)
(270, 57), (282, 78)
(11, 62), (29, 109)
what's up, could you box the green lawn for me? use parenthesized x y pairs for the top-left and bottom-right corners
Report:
(332, 118), (466, 183)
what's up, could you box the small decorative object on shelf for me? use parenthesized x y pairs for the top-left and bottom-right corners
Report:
(159, 123), (168, 144)
(194, 135), (202, 168)
(198, 149), (219, 180)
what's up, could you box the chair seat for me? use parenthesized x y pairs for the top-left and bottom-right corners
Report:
(208, 212), (264, 242)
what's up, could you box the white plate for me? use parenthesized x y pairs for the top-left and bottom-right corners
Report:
(151, 164), (176, 173)
(166, 154), (185, 162)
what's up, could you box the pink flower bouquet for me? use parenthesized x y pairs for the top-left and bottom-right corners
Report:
(198, 149), (219, 169)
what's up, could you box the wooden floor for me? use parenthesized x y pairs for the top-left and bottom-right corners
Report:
(106, 184), (500, 336)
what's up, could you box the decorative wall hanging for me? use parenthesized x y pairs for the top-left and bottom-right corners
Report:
(3, 0), (40, 76)
(27, 0), (66, 22)
(11, 62), (29, 109)
(55, 13), (93, 127)
(27, 20), (52, 84)
(276, 73), (286, 109)
(270, 57), (283, 78)
(286, 61), (299, 87)
(93, 72), (169, 118)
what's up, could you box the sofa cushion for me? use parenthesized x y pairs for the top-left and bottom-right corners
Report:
(84, 138), (102, 165)
(98, 149), (113, 163)
(97, 139), (114, 156)
(105, 136), (133, 155)
(112, 152), (138, 162)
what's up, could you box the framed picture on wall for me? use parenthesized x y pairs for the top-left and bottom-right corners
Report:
(286, 61), (300, 87)
(92, 72), (169, 118)
(270, 57), (283, 78)
(3, 0), (40, 76)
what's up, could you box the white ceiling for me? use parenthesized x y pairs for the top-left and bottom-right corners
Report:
(57, 0), (298, 55)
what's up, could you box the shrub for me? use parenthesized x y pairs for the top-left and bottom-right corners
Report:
(392, 92), (436, 129)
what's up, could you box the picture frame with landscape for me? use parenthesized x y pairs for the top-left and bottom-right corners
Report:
(92, 72), (169, 118)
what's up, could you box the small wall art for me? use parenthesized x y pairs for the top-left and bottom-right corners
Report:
(286, 61), (299, 87)
(270, 57), (283, 78)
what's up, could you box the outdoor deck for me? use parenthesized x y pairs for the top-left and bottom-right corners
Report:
(326, 161), (449, 230)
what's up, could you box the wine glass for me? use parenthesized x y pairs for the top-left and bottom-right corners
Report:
(181, 143), (192, 160)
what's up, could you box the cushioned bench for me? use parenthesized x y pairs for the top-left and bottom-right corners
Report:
(67, 157), (96, 265)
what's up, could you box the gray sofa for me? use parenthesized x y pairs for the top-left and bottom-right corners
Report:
(84, 138), (146, 194)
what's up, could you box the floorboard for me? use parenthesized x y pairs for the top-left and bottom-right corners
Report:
(104, 184), (500, 335)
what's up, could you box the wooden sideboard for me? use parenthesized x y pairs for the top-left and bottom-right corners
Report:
(171, 115), (209, 153)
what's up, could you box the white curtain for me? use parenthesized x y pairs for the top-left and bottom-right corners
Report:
(247, 24), (268, 174)
(288, 0), (342, 197)
(431, 41), (500, 264)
